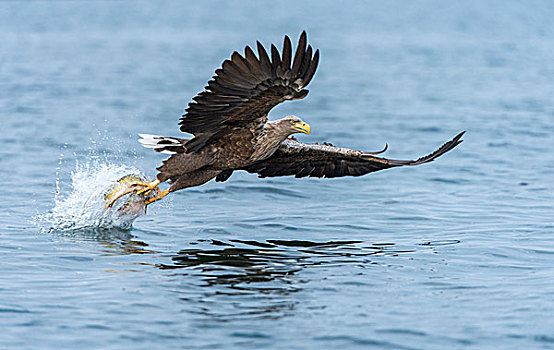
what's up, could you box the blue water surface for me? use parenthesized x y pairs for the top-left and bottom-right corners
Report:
(1, 1), (554, 349)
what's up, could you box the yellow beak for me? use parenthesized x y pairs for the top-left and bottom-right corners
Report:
(292, 121), (311, 134)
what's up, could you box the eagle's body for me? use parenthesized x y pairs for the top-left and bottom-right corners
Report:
(106, 31), (464, 208)
(143, 117), (310, 192)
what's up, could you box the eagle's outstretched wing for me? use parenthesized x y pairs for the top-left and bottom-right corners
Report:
(179, 31), (319, 153)
(238, 131), (465, 179)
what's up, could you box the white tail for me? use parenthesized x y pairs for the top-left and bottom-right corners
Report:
(138, 134), (185, 154)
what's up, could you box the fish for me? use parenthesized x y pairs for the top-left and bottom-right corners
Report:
(104, 174), (159, 215)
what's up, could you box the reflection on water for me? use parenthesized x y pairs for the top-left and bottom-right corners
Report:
(49, 227), (157, 255)
(51, 227), (459, 287)
(47, 226), (460, 321)
(155, 238), (425, 320)
(160, 239), (415, 276)
(99, 237), (155, 255)
(154, 238), (464, 322)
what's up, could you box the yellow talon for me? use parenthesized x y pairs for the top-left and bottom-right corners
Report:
(105, 176), (163, 209)
(144, 189), (170, 206)
(136, 179), (161, 196)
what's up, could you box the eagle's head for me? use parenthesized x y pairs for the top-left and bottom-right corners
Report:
(278, 115), (311, 135)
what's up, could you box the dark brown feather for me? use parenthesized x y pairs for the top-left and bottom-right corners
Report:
(257, 41), (273, 77)
(299, 45), (313, 78)
(281, 36), (292, 72)
(270, 44), (281, 71)
(303, 49), (319, 86)
(291, 31), (307, 75)
(279, 36), (293, 80)
(244, 46), (264, 79)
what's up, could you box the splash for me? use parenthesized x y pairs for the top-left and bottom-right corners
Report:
(37, 161), (148, 231)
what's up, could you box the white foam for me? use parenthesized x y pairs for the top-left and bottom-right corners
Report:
(37, 161), (147, 231)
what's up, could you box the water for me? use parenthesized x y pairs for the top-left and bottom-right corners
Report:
(1, 1), (554, 349)
(38, 162), (150, 230)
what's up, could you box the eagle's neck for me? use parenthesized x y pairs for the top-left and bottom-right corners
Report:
(250, 121), (290, 161)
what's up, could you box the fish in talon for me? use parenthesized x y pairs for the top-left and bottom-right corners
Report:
(104, 174), (160, 209)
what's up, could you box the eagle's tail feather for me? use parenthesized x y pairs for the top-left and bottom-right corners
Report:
(138, 134), (187, 154)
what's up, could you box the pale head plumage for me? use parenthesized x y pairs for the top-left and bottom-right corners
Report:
(272, 115), (311, 137)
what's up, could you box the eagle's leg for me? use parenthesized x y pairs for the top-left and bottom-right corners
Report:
(167, 170), (220, 193)
(143, 170), (218, 208)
